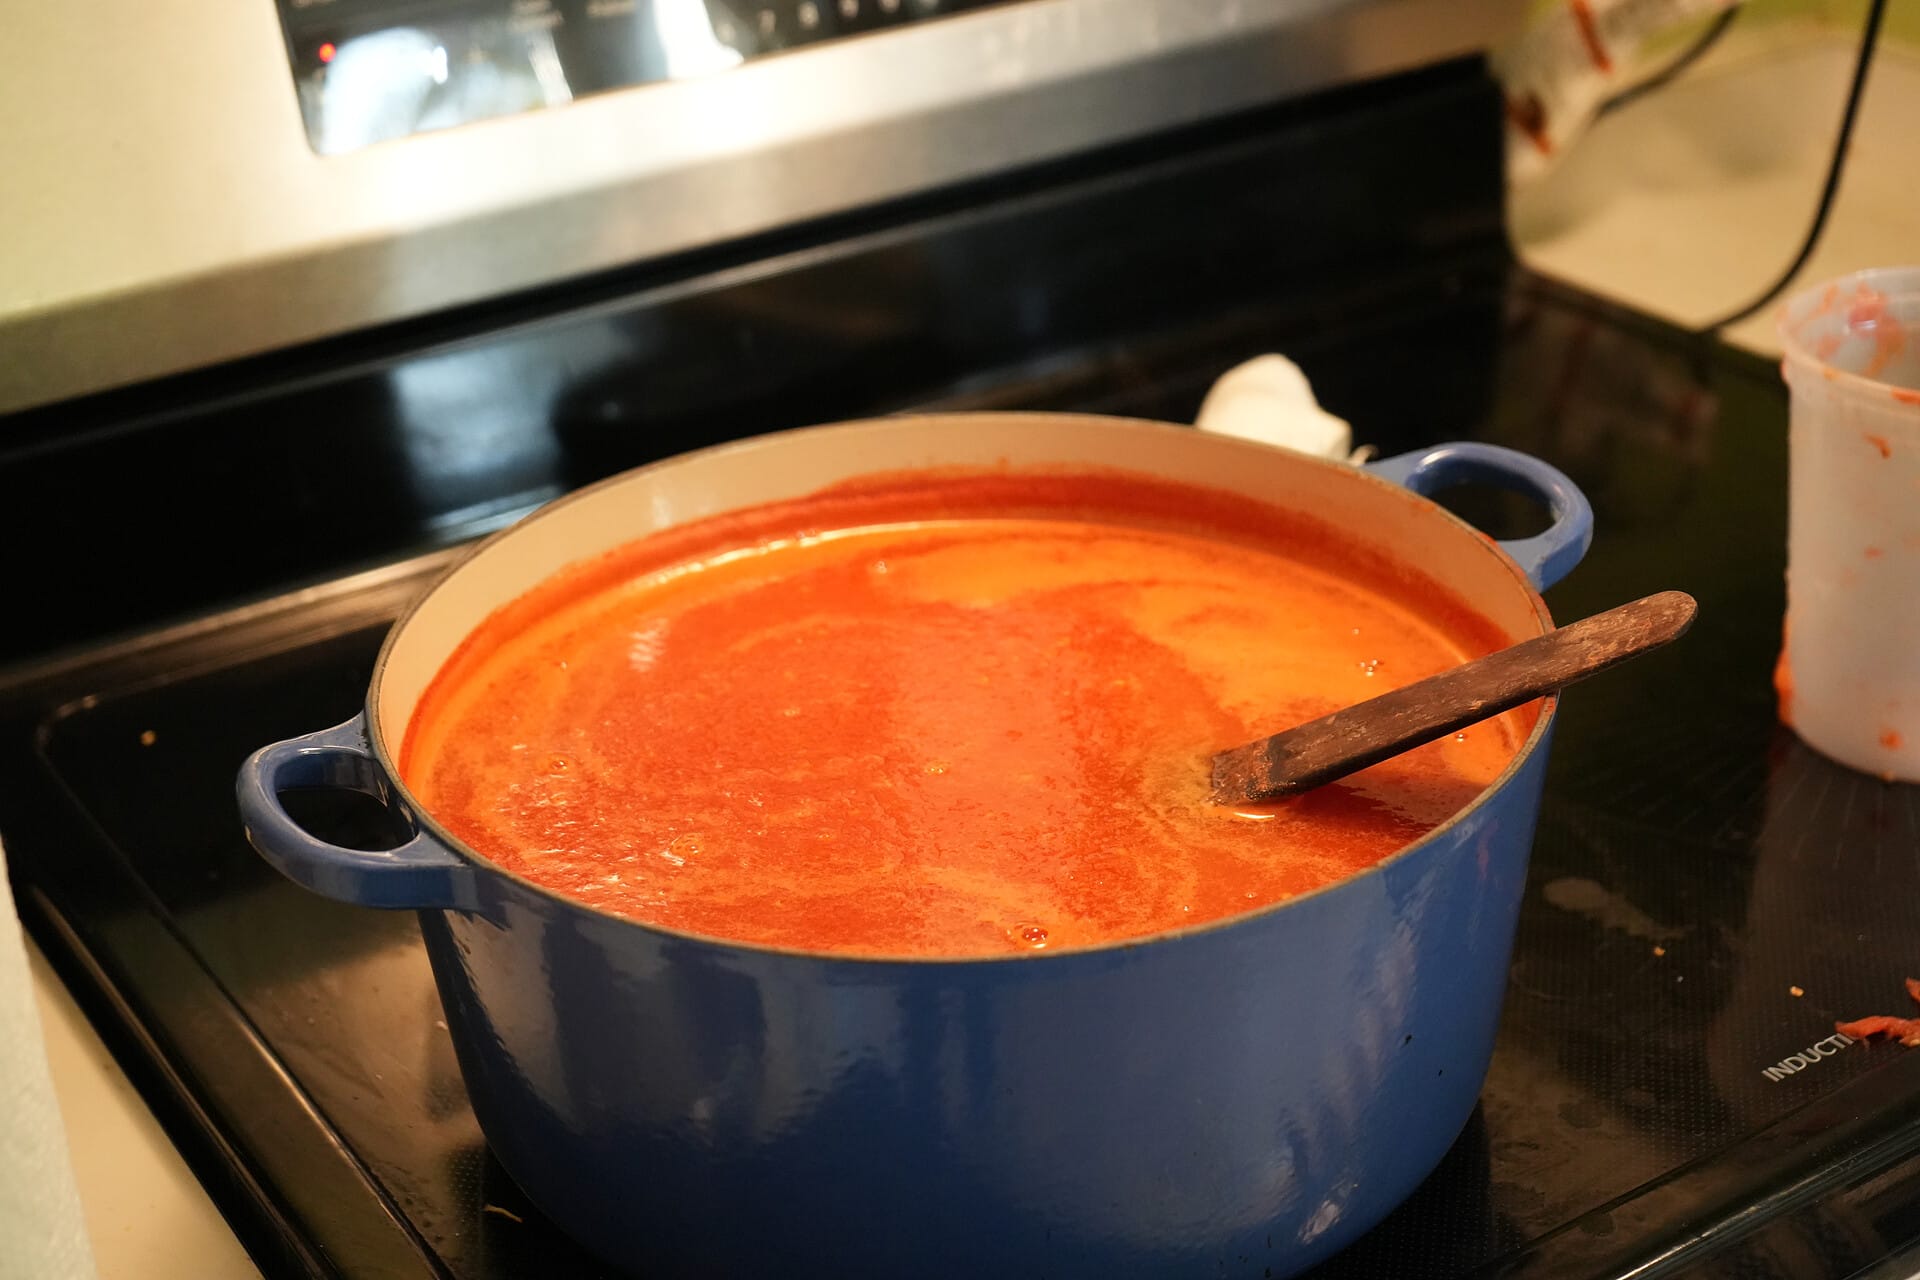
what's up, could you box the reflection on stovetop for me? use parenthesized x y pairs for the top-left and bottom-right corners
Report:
(10, 273), (1920, 1279)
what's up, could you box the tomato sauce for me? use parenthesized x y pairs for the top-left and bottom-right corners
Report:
(401, 469), (1531, 957)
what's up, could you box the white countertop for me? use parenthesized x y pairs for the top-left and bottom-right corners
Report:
(29, 942), (258, 1280)
(1513, 24), (1920, 359)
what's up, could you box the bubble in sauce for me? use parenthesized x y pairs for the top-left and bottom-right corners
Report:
(924, 761), (950, 776)
(1008, 923), (1049, 950)
(1359, 659), (1381, 677)
(547, 754), (571, 773)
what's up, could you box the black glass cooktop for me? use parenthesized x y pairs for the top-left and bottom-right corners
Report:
(9, 271), (1920, 1280)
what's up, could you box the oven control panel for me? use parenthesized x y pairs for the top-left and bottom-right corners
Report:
(277, 0), (1015, 153)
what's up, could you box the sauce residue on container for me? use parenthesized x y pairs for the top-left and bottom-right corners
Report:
(1775, 619), (1795, 727)
(401, 470), (1532, 957)
(1847, 291), (1907, 380)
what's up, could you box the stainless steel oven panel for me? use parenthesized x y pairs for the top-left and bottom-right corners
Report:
(0, 0), (1520, 414)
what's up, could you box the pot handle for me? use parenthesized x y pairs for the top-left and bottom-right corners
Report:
(1368, 443), (1593, 592)
(236, 714), (480, 912)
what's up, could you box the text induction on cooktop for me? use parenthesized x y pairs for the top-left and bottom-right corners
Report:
(276, 0), (1015, 154)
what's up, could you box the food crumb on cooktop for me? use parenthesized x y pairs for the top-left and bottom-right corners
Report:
(1652, 944), (1666, 957)
(138, 729), (155, 746)
(1836, 978), (1920, 1046)
(1790, 985), (1804, 997)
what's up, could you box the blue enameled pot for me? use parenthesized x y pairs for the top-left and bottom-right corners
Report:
(237, 414), (1590, 1278)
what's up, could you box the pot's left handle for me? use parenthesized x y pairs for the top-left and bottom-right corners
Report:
(237, 715), (480, 912)
(1368, 443), (1593, 592)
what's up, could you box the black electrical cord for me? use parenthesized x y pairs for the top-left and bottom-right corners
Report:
(1597, 4), (1742, 121)
(1697, 0), (1888, 334)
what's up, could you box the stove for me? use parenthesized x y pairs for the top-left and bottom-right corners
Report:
(5, 45), (1920, 1280)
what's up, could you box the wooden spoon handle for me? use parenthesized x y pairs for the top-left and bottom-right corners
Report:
(1209, 590), (1697, 806)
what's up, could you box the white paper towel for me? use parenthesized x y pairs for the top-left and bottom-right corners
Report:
(0, 839), (100, 1280)
(1192, 354), (1363, 463)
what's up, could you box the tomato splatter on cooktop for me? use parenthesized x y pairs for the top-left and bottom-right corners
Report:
(402, 470), (1532, 957)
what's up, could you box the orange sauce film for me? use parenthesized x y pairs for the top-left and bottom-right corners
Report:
(401, 469), (1534, 957)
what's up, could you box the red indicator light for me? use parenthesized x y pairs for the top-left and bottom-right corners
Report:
(317, 41), (337, 63)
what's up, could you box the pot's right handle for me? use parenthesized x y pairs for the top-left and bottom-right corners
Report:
(237, 715), (480, 912)
(1368, 443), (1593, 592)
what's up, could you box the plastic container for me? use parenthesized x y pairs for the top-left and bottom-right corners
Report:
(1777, 268), (1920, 781)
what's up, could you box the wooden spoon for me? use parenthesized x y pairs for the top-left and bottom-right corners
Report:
(1209, 590), (1697, 806)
